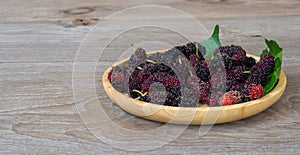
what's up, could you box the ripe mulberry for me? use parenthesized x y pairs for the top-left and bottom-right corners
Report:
(178, 42), (206, 60)
(214, 45), (247, 70)
(128, 47), (147, 67)
(243, 84), (264, 101)
(245, 54), (275, 86)
(190, 54), (211, 82)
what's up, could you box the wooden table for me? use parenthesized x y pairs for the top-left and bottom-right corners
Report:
(0, 0), (299, 153)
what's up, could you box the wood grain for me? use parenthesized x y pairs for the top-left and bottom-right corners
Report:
(1, 0), (300, 22)
(0, 0), (299, 153)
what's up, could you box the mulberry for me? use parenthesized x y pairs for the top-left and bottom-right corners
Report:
(129, 63), (182, 106)
(219, 91), (242, 106)
(109, 41), (276, 107)
(245, 54), (275, 86)
(190, 54), (211, 82)
(178, 42), (206, 60)
(128, 47), (147, 67)
(243, 84), (264, 101)
(214, 45), (247, 70)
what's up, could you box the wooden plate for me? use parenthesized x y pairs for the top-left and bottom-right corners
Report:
(102, 50), (287, 125)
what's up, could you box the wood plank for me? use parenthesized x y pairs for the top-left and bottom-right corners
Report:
(0, 16), (299, 63)
(0, 60), (299, 153)
(0, 0), (300, 22)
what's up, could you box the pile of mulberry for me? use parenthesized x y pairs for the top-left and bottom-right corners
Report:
(108, 43), (275, 107)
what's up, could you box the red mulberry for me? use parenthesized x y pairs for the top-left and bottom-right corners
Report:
(219, 91), (242, 106)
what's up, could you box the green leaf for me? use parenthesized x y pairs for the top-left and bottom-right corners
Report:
(265, 39), (282, 57)
(255, 37), (283, 95)
(202, 25), (221, 60)
(263, 73), (278, 94)
(265, 39), (283, 80)
(274, 58), (282, 78)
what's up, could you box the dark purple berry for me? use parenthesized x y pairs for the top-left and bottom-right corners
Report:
(190, 54), (211, 82)
(128, 47), (147, 67)
(226, 66), (248, 82)
(199, 82), (211, 103)
(214, 45), (247, 70)
(129, 62), (182, 106)
(245, 54), (275, 86)
(243, 56), (256, 70)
